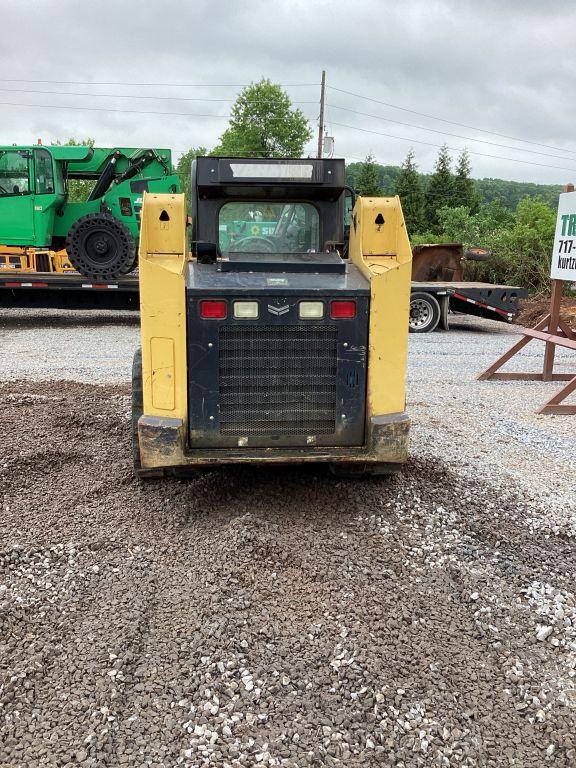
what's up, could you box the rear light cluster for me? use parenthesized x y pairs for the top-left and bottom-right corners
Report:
(200, 300), (227, 319)
(330, 300), (356, 319)
(199, 299), (356, 320)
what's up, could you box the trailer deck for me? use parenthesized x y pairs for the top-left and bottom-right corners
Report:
(0, 272), (527, 327)
(0, 271), (139, 309)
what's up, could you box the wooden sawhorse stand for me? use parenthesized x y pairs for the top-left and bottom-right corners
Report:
(478, 280), (576, 414)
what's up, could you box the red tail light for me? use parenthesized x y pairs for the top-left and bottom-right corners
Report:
(200, 300), (227, 319)
(330, 300), (356, 319)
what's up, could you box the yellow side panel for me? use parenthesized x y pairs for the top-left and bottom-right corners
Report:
(366, 262), (411, 415)
(138, 193), (188, 420)
(348, 195), (412, 418)
(150, 337), (175, 410)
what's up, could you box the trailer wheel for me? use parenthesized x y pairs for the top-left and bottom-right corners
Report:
(409, 292), (441, 333)
(66, 213), (136, 279)
(132, 348), (164, 479)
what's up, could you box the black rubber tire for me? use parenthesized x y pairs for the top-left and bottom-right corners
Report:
(170, 466), (206, 479)
(409, 292), (441, 333)
(439, 295), (450, 331)
(66, 212), (137, 280)
(464, 247), (491, 262)
(131, 348), (164, 479)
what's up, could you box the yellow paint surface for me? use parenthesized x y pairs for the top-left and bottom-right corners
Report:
(138, 193), (188, 419)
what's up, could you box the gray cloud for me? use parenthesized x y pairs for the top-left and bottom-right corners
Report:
(1, 0), (574, 184)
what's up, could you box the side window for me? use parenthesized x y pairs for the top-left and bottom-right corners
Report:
(34, 149), (55, 194)
(344, 188), (354, 227)
(0, 151), (30, 196)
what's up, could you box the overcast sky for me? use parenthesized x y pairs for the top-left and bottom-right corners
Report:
(1, 0), (575, 184)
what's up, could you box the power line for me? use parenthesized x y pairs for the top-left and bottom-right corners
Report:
(0, 86), (317, 106)
(330, 121), (576, 173)
(0, 100), (317, 123)
(0, 100), (228, 118)
(327, 103), (576, 162)
(327, 85), (575, 157)
(0, 78), (316, 88)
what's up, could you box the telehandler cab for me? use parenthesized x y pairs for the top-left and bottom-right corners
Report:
(132, 157), (412, 477)
(0, 145), (179, 279)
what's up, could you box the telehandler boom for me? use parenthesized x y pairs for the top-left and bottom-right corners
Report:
(0, 145), (179, 279)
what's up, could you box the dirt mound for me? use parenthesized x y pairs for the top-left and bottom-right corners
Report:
(517, 295), (576, 329)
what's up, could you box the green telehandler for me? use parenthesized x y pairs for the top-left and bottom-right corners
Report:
(0, 145), (179, 279)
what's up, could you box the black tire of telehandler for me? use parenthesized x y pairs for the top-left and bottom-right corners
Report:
(66, 212), (137, 280)
(131, 348), (165, 480)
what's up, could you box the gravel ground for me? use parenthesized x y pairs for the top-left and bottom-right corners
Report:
(1, 309), (575, 767)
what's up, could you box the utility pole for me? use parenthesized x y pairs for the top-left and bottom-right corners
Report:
(317, 70), (326, 158)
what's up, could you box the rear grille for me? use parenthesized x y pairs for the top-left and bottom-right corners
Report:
(219, 325), (338, 436)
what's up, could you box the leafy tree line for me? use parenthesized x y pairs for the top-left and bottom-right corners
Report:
(346, 157), (563, 212)
(350, 146), (480, 234)
(350, 146), (561, 292)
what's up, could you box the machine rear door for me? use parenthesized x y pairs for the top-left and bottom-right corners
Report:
(0, 149), (35, 245)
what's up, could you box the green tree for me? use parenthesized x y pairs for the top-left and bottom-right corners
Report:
(55, 137), (96, 202)
(495, 196), (556, 291)
(436, 200), (515, 249)
(346, 162), (400, 195)
(425, 144), (455, 231)
(395, 149), (425, 235)
(355, 153), (383, 196)
(453, 150), (480, 212)
(214, 79), (312, 157)
(176, 146), (208, 210)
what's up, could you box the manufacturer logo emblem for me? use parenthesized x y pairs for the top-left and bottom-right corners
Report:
(267, 304), (289, 316)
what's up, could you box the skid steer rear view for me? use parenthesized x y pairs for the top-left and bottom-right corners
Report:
(132, 157), (412, 477)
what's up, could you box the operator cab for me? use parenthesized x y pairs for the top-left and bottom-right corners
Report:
(191, 157), (349, 266)
(186, 157), (369, 450)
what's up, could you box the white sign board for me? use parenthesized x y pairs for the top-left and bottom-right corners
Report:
(551, 191), (576, 280)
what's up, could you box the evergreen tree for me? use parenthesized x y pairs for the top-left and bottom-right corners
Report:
(453, 150), (480, 212)
(425, 144), (454, 232)
(394, 149), (425, 235)
(355, 153), (383, 196)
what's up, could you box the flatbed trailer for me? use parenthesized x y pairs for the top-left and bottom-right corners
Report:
(410, 280), (527, 332)
(0, 270), (526, 326)
(0, 271), (139, 309)
(408, 244), (527, 332)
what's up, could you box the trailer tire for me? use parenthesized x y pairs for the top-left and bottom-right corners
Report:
(66, 213), (136, 280)
(132, 348), (165, 479)
(439, 295), (450, 331)
(409, 292), (441, 333)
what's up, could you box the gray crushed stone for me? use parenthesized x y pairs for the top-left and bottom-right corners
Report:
(0, 309), (575, 767)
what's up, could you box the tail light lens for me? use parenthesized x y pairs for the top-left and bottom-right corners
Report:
(330, 300), (356, 319)
(200, 300), (227, 319)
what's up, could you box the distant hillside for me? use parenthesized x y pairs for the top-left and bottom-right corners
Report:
(345, 162), (562, 210)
